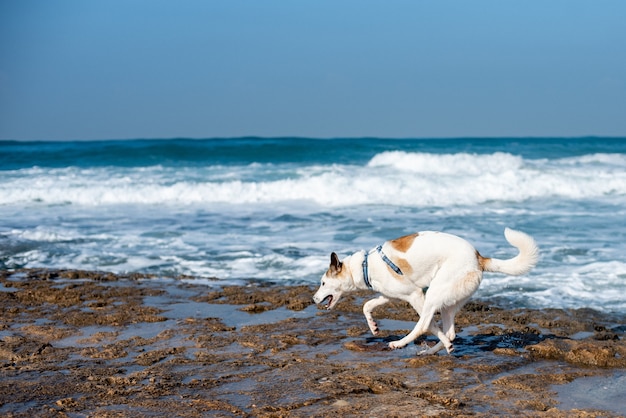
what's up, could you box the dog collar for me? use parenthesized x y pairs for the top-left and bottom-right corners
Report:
(361, 246), (404, 290)
(376, 245), (404, 276)
(362, 251), (373, 289)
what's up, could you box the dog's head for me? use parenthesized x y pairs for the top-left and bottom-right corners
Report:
(313, 252), (354, 310)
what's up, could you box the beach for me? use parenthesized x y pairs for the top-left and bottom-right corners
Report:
(1, 269), (624, 417)
(4, 3), (626, 414)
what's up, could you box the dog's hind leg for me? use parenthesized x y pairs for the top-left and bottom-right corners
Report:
(441, 271), (482, 343)
(441, 307), (457, 343)
(425, 326), (453, 354)
(363, 295), (389, 335)
(441, 298), (468, 344)
(407, 291), (453, 354)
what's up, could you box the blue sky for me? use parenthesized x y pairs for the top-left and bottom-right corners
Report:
(1, 1), (625, 140)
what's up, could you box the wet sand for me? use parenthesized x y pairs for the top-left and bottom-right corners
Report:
(1, 268), (625, 417)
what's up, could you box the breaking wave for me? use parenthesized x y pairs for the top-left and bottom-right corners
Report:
(1, 152), (624, 208)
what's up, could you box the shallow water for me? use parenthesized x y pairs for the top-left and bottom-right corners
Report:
(556, 372), (626, 415)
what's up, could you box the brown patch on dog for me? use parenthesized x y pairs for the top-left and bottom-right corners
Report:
(476, 251), (491, 271)
(339, 259), (353, 280)
(390, 233), (419, 253)
(391, 257), (413, 277)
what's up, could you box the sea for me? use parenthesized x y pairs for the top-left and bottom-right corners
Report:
(1, 137), (625, 313)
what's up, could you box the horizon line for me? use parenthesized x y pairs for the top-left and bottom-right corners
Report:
(2, 135), (626, 143)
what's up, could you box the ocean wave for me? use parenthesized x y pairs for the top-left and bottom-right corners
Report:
(1, 152), (625, 208)
(559, 153), (626, 166)
(367, 151), (524, 175)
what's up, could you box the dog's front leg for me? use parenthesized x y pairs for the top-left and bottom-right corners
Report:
(363, 296), (389, 335)
(389, 304), (437, 350)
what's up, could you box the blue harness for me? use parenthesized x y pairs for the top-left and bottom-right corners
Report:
(361, 245), (404, 289)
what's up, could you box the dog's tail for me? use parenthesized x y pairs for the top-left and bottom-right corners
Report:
(479, 228), (539, 276)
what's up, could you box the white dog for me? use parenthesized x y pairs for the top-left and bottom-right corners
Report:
(313, 228), (538, 355)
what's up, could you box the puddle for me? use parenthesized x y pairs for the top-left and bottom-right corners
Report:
(570, 331), (595, 340)
(555, 371), (626, 415)
(198, 302), (319, 329)
(115, 320), (178, 342)
(55, 325), (117, 348)
(0, 283), (18, 292)
(376, 318), (415, 332)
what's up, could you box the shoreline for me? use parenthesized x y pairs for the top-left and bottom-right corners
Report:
(1, 268), (625, 417)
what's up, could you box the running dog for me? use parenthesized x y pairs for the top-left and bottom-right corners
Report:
(312, 228), (538, 355)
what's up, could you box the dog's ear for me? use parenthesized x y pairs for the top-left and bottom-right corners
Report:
(330, 252), (342, 274)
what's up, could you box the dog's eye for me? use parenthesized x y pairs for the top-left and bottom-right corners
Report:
(322, 281), (325, 287)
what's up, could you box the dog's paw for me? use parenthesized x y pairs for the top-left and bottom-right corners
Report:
(388, 340), (405, 350)
(418, 346), (438, 356)
(367, 320), (379, 335)
(416, 342), (431, 355)
(417, 341), (449, 356)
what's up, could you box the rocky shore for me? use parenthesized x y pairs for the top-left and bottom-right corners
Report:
(1, 269), (625, 417)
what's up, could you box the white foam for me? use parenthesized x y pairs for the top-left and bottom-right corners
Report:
(560, 152), (626, 166)
(478, 260), (626, 312)
(367, 151), (524, 175)
(2, 152), (625, 209)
